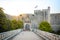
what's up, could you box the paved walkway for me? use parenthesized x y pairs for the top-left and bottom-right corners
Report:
(10, 31), (43, 40)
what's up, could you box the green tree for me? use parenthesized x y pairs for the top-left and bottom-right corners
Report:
(39, 21), (52, 32)
(6, 19), (13, 31)
(11, 20), (18, 30)
(0, 7), (8, 32)
(17, 20), (23, 29)
(11, 20), (23, 30)
(0, 7), (24, 33)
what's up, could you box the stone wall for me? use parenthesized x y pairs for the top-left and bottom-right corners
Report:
(50, 13), (60, 32)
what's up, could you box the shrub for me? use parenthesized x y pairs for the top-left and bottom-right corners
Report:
(39, 21), (53, 32)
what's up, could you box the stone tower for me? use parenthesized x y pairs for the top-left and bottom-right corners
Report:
(47, 6), (50, 23)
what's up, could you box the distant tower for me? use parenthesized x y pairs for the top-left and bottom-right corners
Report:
(48, 6), (50, 23)
(48, 6), (50, 10)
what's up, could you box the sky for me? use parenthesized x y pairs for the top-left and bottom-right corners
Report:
(0, 0), (60, 16)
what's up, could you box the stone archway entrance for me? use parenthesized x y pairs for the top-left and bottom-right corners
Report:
(25, 24), (30, 30)
(24, 23), (31, 31)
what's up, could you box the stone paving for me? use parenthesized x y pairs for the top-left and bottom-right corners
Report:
(10, 31), (43, 40)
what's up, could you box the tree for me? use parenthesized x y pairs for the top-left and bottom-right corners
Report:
(11, 20), (23, 30)
(0, 7), (8, 32)
(6, 19), (13, 31)
(0, 7), (24, 33)
(38, 21), (52, 32)
(11, 20), (18, 30)
(17, 20), (23, 29)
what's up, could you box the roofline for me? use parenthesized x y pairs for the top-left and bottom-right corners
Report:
(50, 13), (60, 15)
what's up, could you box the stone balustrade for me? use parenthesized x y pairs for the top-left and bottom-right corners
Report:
(0, 29), (22, 40)
(34, 29), (60, 40)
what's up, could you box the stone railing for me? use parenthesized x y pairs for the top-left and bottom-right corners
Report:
(0, 29), (22, 40)
(33, 29), (60, 40)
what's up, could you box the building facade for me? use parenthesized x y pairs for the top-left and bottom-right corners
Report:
(18, 7), (50, 30)
(50, 13), (60, 32)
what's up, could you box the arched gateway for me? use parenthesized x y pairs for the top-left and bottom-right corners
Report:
(25, 24), (30, 30)
(23, 21), (31, 31)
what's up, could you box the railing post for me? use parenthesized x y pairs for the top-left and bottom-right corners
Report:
(0, 33), (4, 40)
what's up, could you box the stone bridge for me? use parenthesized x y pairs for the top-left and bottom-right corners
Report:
(0, 29), (60, 40)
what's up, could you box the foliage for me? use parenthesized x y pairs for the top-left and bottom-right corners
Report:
(56, 30), (60, 35)
(10, 20), (23, 30)
(52, 30), (60, 35)
(39, 21), (53, 32)
(0, 7), (8, 32)
(17, 20), (23, 28)
(0, 7), (23, 33)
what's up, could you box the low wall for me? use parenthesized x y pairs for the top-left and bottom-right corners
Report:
(0, 29), (22, 40)
(33, 29), (60, 40)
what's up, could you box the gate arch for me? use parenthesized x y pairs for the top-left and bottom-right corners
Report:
(24, 23), (31, 31)
(25, 24), (30, 30)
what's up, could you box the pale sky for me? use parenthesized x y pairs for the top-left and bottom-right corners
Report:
(0, 0), (60, 16)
